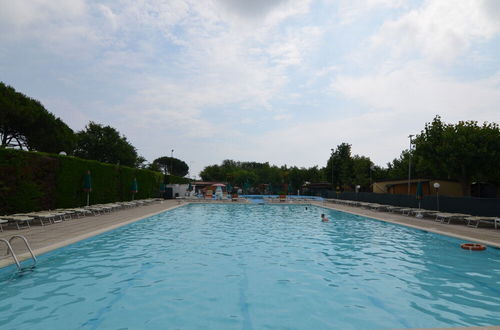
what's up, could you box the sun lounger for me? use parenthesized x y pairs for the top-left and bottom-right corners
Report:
(385, 206), (405, 212)
(435, 213), (470, 224)
(399, 208), (417, 216)
(64, 208), (93, 218)
(465, 216), (500, 229)
(411, 209), (439, 218)
(367, 203), (388, 211)
(0, 218), (8, 231)
(2, 215), (34, 229)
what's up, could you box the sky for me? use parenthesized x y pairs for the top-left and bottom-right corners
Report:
(1, 0), (500, 178)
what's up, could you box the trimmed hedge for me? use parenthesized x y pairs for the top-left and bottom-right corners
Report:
(0, 148), (164, 214)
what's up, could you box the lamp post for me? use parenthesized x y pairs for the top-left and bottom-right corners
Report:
(433, 182), (441, 211)
(170, 149), (174, 183)
(370, 165), (374, 188)
(356, 184), (361, 201)
(330, 148), (334, 197)
(408, 135), (414, 195)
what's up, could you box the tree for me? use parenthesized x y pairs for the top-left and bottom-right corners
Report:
(413, 116), (500, 196)
(199, 160), (324, 191)
(0, 82), (75, 153)
(151, 156), (189, 177)
(74, 122), (138, 167)
(351, 155), (372, 189)
(326, 143), (354, 190)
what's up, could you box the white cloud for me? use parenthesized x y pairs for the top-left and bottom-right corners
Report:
(1, 0), (499, 177)
(337, 0), (405, 24)
(216, 0), (312, 27)
(331, 62), (500, 126)
(370, 0), (500, 62)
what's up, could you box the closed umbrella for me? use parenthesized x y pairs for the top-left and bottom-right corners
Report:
(83, 170), (92, 206)
(131, 177), (138, 201)
(226, 183), (232, 194)
(287, 183), (293, 195)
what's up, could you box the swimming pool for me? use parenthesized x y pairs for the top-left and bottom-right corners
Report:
(1, 204), (499, 329)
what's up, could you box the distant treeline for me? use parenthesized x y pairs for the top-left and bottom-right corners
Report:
(201, 116), (500, 196)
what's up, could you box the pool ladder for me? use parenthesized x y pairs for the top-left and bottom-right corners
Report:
(1, 235), (37, 270)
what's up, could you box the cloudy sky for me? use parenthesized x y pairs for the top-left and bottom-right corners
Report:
(1, 0), (499, 177)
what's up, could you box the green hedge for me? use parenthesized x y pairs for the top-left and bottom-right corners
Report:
(0, 148), (164, 214)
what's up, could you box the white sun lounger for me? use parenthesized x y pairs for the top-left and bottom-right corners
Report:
(435, 213), (470, 224)
(0, 218), (8, 231)
(2, 215), (34, 229)
(465, 216), (500, 229)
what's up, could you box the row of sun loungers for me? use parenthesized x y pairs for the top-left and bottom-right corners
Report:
(0, 199), (162, 231)
(325, 199), (500, 229)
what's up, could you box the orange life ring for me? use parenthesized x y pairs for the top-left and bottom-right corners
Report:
(460, 243), (486, 251)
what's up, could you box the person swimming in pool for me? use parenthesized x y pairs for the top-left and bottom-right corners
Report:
(321, 214), (329, 222)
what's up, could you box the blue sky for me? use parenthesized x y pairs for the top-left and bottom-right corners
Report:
(1, 0), (499, 177)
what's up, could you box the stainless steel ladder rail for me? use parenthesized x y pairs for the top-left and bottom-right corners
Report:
(1, 238), (21, 269)
(2, 235), (37, 270)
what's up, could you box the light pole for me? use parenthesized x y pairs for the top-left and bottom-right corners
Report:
(330, 148), (334, 197)
(433, 182), (440, 211)
(408, 135), (414, 195)
(170, 149), (174, 183)
(356, 184), (361, 200)
(369, 164), (375, 191)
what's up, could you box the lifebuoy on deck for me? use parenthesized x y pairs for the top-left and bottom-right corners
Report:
(460, 243), (486, 251)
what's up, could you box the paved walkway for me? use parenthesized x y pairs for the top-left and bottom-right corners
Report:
(312, 201), (500, 248)
(1, 200), (499, 269)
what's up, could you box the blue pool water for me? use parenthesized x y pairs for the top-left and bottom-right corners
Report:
(1, 204), (499, 329)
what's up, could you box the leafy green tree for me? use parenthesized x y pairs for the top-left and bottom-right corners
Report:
(74, 122), (138, 167)
(151, 156), (189, 177)
(0, 82), (75, 153)
(351, 155), (372, 189)
(135, 156), (148, 169)
(386, 150), (413, 180)
(413, 116), (500, 196)
(326, 143), (354, 190)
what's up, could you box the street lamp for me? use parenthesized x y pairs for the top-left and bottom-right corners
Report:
(170, 149), (174, 183)
(433, 182), (441, 211)
(330, 148), (334, 196)
(370, 165), (375, 184)
(356, 184), (361, 200)
(408, 135), (414, 195)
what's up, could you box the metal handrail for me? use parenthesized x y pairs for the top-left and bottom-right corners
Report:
(1, 238), (21, 269)
(8, 235), (37, 267)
